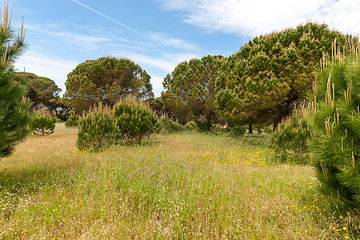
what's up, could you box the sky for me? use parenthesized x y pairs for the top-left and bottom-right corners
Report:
(9, 0), (360, 97)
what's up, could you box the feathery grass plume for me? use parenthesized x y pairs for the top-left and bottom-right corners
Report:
(30, 108), (56, 136)
(308, 39), (360, 206)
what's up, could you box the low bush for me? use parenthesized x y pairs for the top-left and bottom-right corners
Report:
(229, 125), (246, 137)
(77, 104), (117, 152)
(158, 116), (184, 133)
(31, 108), (57, 136)
(113, 97), (158, 144)
(77, 98), (159, 151)
(272, 103), (312, 164)
(65, 111), (79, 127)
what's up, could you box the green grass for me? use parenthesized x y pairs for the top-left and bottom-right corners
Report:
(0, 123), (359, 239)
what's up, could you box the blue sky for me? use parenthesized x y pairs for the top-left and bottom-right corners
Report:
(10, 0), (360, 97)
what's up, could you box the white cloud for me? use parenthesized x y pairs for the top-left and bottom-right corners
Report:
(26, 24), (111, 51)
(149, 32), (199, 51)
(14, 51), (79, 94)
(150, 74), (166, 97)
(159, 0), (360, 37)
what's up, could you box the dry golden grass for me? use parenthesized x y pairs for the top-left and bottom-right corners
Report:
(0, 125), (358, 239)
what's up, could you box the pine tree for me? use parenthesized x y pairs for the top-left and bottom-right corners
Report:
(0, 1), (30, 157)
(308, 41), (360, 206)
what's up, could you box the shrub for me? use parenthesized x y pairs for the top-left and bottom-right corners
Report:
(31, 109), (57, 136)
(158, 116), (184, 133)
(229, 125), (246, 137)
(77, 98), (159, 151)
(113, 97), (158, 144)
(272, 103), (312, 164)
(308, 44), (360, 206)
(184, 121), (197, 131)
(65, 111), (79, 127)
(77, 104), (117, 152)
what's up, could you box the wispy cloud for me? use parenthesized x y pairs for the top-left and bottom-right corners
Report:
(26, 24), (111, 51)
(72, 0), (145, 36)
(148, 33), (200, 51)
(14, 50), (79, 94)
(158, 0), (360, 37)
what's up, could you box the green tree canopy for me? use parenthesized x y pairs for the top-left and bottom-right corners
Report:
(63, 56), (154, 114)
(14, 72), (61, 111)
(215, 23), (358, 130)
(162, 55), (224, 129)
(0, 2), (30, 157)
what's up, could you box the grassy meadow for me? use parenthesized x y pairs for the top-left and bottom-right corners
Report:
(0, 123), (359, 239)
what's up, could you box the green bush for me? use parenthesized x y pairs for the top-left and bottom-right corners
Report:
(77, 104), (117, 152)
(272, 103), (312, 164)
(158, 116), (184, 133)
(65, 111), (79, 127)
(308, 46), (360, 206)
(31, 109), (56, 136)
(184, 121), (197, 131)
(229, 125), (246, 137)
(77, 98), (159, 151)
(113, 97), (158, 144)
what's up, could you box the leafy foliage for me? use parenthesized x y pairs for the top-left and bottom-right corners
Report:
(0, 3), (30, 157)
(308, 43), (360, 206)
(64, 57), (154, 114)
(215, 23), (358, 130)
(77, 98), (158, 151)
(31, 109), (56, 136)
(162, 55), (224, 129)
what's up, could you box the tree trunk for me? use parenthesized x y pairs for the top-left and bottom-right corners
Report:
(248, 123), (253, 134)
(273, 119), (280, 132)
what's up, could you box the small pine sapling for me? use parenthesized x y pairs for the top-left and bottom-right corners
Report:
(31, 108), (57, 136)
(77, 103), (118, 152)
(113, 97), (158, 144)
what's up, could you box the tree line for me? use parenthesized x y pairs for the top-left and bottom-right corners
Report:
(2, 5), (359, 157)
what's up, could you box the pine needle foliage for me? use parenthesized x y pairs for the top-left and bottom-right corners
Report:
(77, 97), (158, 151)
(158, 116), (184, 133)
(273, 102), (312, 164)
(65, 111), (79, 127)
(30, 108), (56, 136)
(308, 40), (360, 206)
(113, 97), (158, 144)
(0, 1), (30, 157)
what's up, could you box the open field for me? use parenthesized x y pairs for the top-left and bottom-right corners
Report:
(0, 123), (358, 239)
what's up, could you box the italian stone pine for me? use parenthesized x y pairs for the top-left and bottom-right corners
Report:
(0, 1), (30, 157)
(308, 41), (360, 206)
(215, 23), (358, 131)
(64, 57), (154, 114)
(162, 55), (224, 130)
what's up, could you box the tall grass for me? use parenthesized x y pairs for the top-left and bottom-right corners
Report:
(0, 124), (358, 239)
